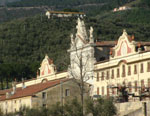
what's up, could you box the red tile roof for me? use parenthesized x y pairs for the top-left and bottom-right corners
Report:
(96, 41), (150, 47)
(0, 78), (70, 101)
(47, 11), (85, 15)
(0, 89), (13, 96)
(96, 41), (115, 46)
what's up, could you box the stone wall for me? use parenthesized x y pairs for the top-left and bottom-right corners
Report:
(116, 101), (150, 116)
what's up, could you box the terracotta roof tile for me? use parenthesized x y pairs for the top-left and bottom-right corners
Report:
(0, 78), (70, 101)
(96, 41), (150, 47)
(47, 11), (84, 15)
(96, 41), (115, 46)
(0, 89), (12, 95)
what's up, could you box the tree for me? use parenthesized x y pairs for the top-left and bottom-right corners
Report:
(64, 98), (82, 116)
(85, 97), (117, 116)
(68, 18), (95, 116)
(48, 102), (63, 116)
(48, 98), (82, 116)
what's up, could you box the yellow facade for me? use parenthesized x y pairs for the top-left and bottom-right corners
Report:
(0, 96), (32, 114)
(93, 30), (150, 98)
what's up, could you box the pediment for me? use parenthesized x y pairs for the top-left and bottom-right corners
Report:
(111, 30), (136, 58)
(39, 55), (56, 77)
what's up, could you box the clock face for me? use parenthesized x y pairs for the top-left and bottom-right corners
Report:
(121, 42), (127, 56)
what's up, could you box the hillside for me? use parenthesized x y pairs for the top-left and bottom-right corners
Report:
(0, 0), (150, 88)
(0, 0), (139, 23)
(0, 16), (76, 85)
(0, 7), (45, 23)
(0, 0), (20, 6)
(7, 0), (130, 7)
(6, 0), (135, 16)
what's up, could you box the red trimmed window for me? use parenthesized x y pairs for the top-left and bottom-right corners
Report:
(141, 80), (144, 88)
(147, 62), (150, 72)
(122, 65), (126, 77)
(107, 87), (109, 97)
(117, 68), (120, 78)
(135, 81), (137, 92)
(112, 88), (115, 95)
(128, 82), (132, 92)
(134, 65), (137, 74)
(140, 63), (144, 73)
(97, 72), (99, 81)
(101, 72), (104, 81)
(111, 69), (114, 79)
(106, 71), (109, 80)
(97, 87), (99, 95)
(102, 87), (104, 95)
(148, 79), (150, 88)
(128, 66), (131, 75)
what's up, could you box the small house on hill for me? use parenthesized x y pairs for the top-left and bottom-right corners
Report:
(46, 11), (85, 19)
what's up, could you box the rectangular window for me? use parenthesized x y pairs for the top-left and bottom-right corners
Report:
(111, 69), (114, 79)
(122, 65), (126, 77)
(102, 87), (104, 95)
(147, 62), (150, 72)
(141, 80), (145, 93)
(134, 65), (137, 74)
(141, 80), (144, 88)
(117, 84), (119, 95)
(128, 66), (131, 75)
(135, 81), (137, 92)
(65, 89), (70, 97)
(128, 82), (132, 92)
(140, 63), (144, 73)
(148, 79), (150, 87)
(42, 92), (47, 99)
(101, 72), (104, 80)
(97, 72), (99, 81)
(43, 104), (46, 107)
(97, 87), (99, 95)
(107, 87), (109, 97)
(112, 88), (115, 95)
(106, 71), (109, 80)
(117, 68), (120, 78)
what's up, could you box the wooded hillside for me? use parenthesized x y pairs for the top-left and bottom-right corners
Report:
(0, 0), (150, 89)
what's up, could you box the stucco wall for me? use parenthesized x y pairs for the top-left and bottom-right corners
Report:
(0, 96), (32, 114)
(32, 80), (89, 108)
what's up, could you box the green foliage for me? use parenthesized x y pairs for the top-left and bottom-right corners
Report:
(139, 0), (150, 8)
(5, 0), (134, 17)
(0, 0), (149, 88)
(0, 108), (3, 116)
(48, 99), (82, 116)
(0, 98), (116, 116)
(0, 16), (76, 88)
(85, 97), (117, 116)
(0, 8), (44, 23)
(64, 98), (82, 116)
(48, 102), (63, 116)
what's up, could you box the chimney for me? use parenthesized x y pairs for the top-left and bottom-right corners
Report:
(6, 92), (10, 98)
(36, 70), (39, 78)
(138, 43), (142, 52)
(22, 78), (26, 89)
(11, 80), (16, 94)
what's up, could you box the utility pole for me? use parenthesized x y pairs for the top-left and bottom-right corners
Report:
(60, 80), (64, 115)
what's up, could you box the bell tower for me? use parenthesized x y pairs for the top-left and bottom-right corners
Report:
(68, 18), (96, 85)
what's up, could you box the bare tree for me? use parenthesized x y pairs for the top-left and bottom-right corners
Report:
(68, 18), (95, 116)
